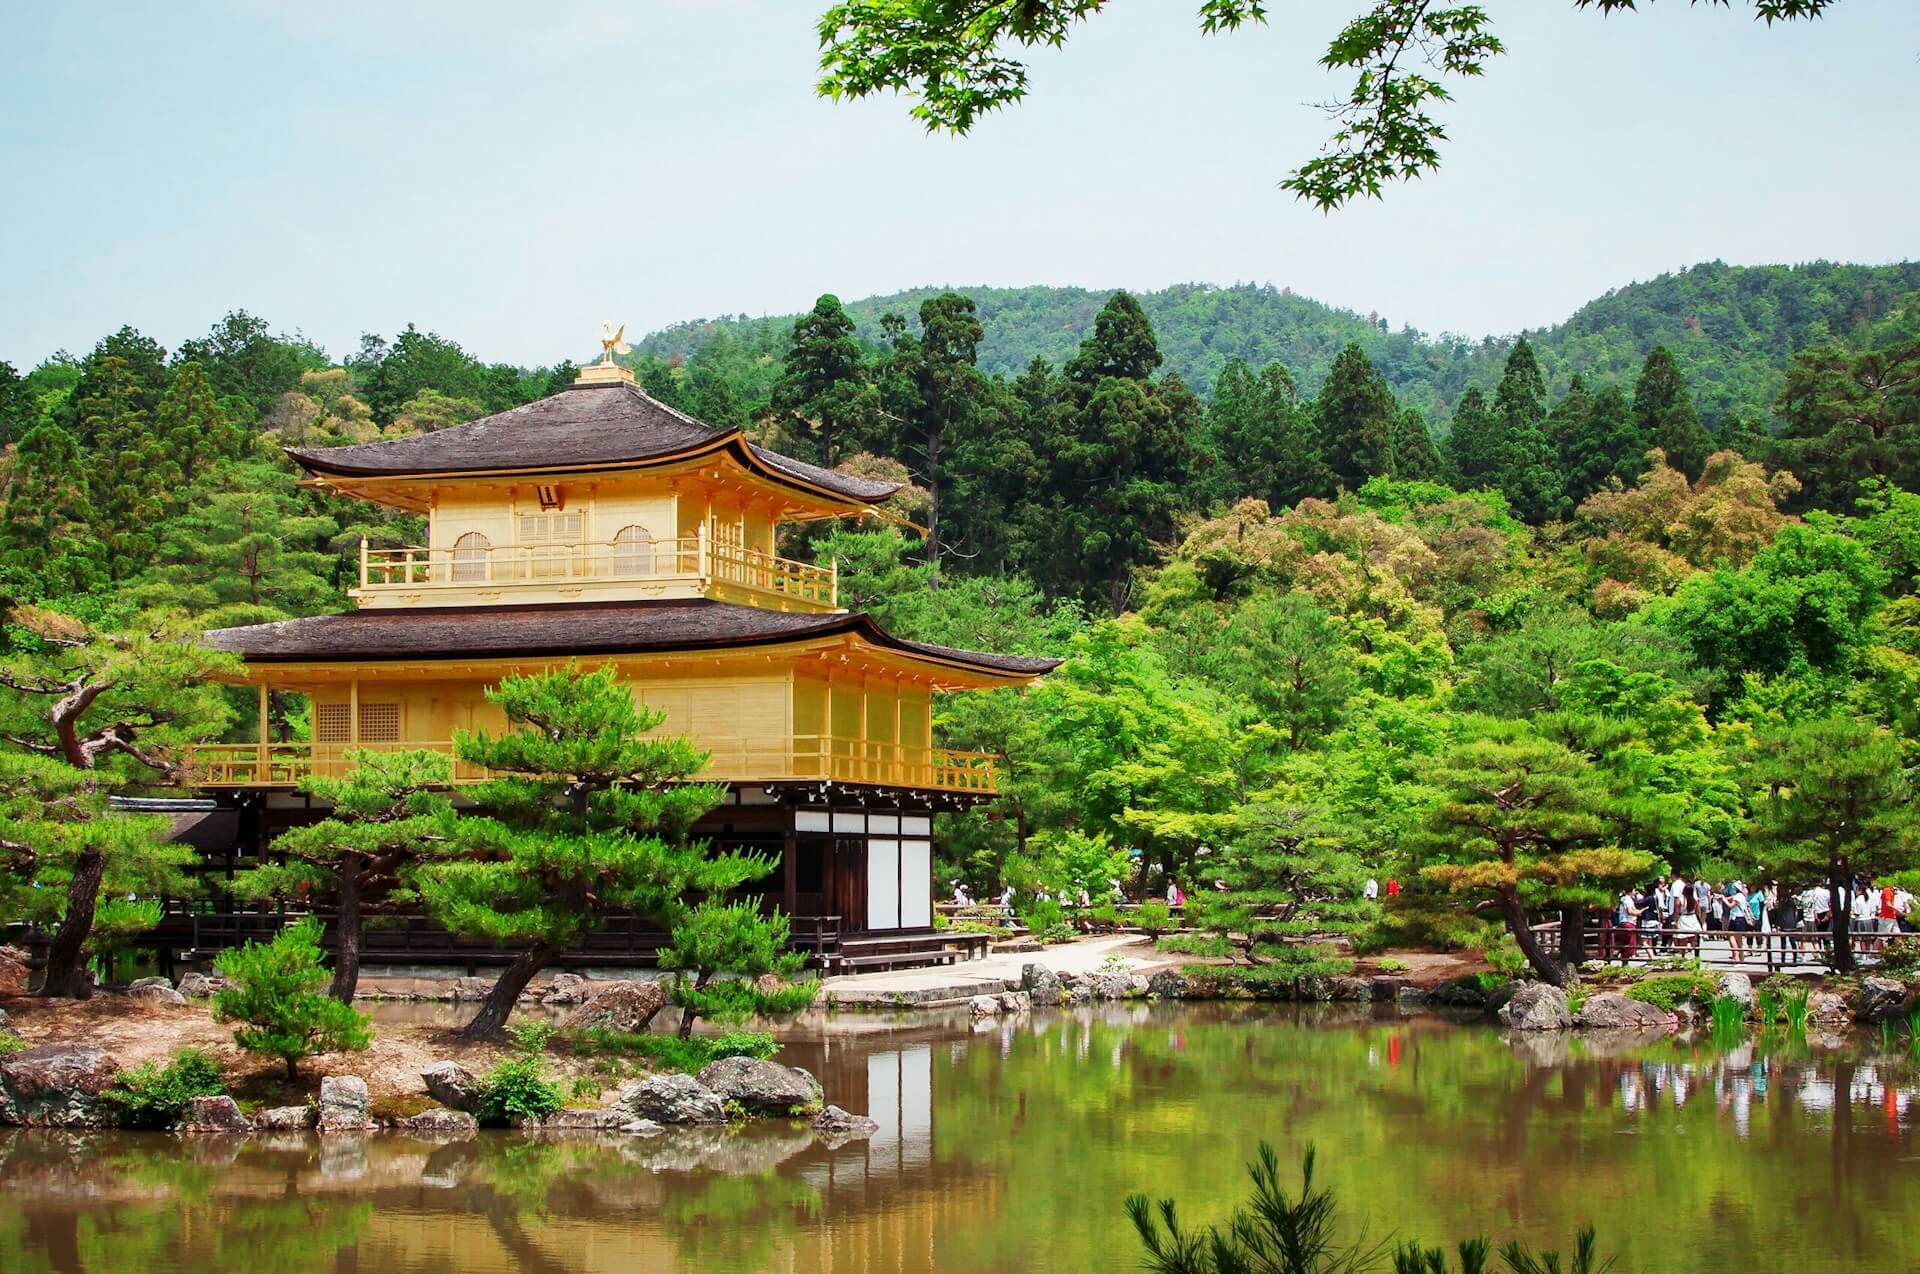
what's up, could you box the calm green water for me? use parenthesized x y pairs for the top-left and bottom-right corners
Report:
(2, 1004), (1916, 1273)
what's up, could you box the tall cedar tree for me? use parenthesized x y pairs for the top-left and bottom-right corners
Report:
(0, 360), (35, 447)
(156, 361), (248, 488)
(1742, 716), (1919, 973)
(1209, 359), (1328, 508)
(1771, 338), (1920, 512)
(879, 293), (988, 572)
(1491, 337), (1563, 522)
(175, 310), (311, 421)
(417, 665), (771, 1039)
(1391, 407), (1439, 480)
(1045, 293), (1201, 614)
(1313, 344), (1395, 492)
(61, 326), (170, 442)
(78, 356), (182, 578)
(770, 293), (872, 468)
(1559, 381), (1647, 504)
(1633, 346), (1710, 480)
(0, 608), (234, 995)
(0, 421), (102, 598)
(236, 749), (460, 1001)
(1414, 718), (1673, 986)
(1445, 386), (1502, 492)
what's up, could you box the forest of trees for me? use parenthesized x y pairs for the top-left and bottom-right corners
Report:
(2, 258), (1918, 985)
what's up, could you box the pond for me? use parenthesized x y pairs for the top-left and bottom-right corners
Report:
(2, 1004), (1916, 1272)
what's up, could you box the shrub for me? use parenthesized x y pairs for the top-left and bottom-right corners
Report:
(104, 1049), (226, 1129)
(1624, 973), (1718, 1012)
(1374, 958), (1409, 973)
(0, 1031), (26, 1055)
(1156, 934), (1233, 959)
(1135, 901), (1175, 936)
(1019, 896), (1064, 935)
(476, 1053), (563, 1125)
(1087, 904), (1122, 931)
(212, 918), (371, 1078)
(1876, 935), (1920, 979)
(1482, 937), (1529, 980)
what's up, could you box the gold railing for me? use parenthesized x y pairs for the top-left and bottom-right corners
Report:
(357, 532), (838, 608)
(188, 735), (998, 794)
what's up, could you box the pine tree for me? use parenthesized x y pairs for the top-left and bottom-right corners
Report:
(417, 665), (774, 1039)
(0, 360), (35, 448)
(1199, 799), (1373, 980)
(1064, 291), (1162, 383)
(235, 749), (460, 1001)
(771, 293), (872, 468)
(1313, 344), (1395, 492)
(61, 326), (170, 441)
(1559, 381), (1649, 505)
(78, 356), (181, 579)
(1743, 716), (1919, 973)
(658, 900), (815, 1039)
(0, 421), (103, 597)
(0, 608), (237, 996)
(1491, 338), (1563, 523)
(1771, 339), (1920, 512)
(881, 293), (988, 571)
(1210, 360), (1328, 508)
(212, 918), (372, 1078)
(1634, 346), (1710, 480)
(1414, 718), (1674, 986)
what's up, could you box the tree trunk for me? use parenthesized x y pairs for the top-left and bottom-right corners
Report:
(676, 971), (712, 1040)
(328, 856), (363, 1003)
(38, 849), (106, 998)
(1501, 885), (1571, 988)
(1829, 872), (1854, 974)
(1559, 905), (1589, 966)
(458, 943), (559, 1040)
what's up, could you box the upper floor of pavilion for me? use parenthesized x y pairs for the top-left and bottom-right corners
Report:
(290, 359), (899, 614)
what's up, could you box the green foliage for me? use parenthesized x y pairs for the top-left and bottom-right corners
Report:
(211, 918), (371, 1077)
(1157, 934), (1233, 959)
(1373, 958), (1409, 973)
(658, 899), (812, 1038)
(0, 1030), (25, 1054)
(1623, 973), (1717, 1012)
(103, 1049), (226, 1129)
(1135, 900), (1175, 936)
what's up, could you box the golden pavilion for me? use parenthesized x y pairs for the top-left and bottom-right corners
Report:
(183, 352), (1056, 969)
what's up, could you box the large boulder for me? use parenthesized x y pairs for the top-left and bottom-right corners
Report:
(129, 983), (187, 1007)
(696, 1057), (823, 1116)
(1497, 983), (1572, 1032)
(256, 1104), (315, 1131)
(537, 1107), (630, 1132)
(1574, 992), (1675, 1032)
(967, 995), (1000, 1018)
(396, 1108), (477, 1140)
(1431, 979), (1486, 1008)
(0, 1045), (120, 1128)
(621, 1073), (726, 1125)
(1716, 971), (1754, 1009)
(176, 1095), (250, 1133)
(541, 973), (592, 1007)
(1087, 973), (1132, 1002)
(1370, 976), (1409, 1002)
(1021, 964), (1063, 1007)
(997, 991), (1031, 1015)
(449, 976), (492, 1002)
(0, 946), (30, 995)
(559, 981), (667, 1035)
(1147, 970), (1189, 1000)
(1850, 977), (1911, 1024)
(176, 972), (223, 999)
(317, 1076), (374, 1132)
(420, 1061), (483, 1113)
(128, 976), (172, 991)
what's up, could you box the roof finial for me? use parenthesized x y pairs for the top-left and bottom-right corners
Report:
(599, 320), (630, 366)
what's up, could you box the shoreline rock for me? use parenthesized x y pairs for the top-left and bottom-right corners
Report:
(0, 1045), (120, 1128)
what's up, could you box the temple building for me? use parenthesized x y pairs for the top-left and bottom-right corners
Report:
(183, 350), (1056, 970)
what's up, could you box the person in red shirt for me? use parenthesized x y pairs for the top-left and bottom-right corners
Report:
(1385, 879), (1400, 897)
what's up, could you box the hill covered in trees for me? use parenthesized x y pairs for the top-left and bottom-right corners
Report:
(634, 260), (1920, 433)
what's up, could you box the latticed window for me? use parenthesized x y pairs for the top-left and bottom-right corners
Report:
(451, 531), (491, 582)
(315, 703), (350, 742)
(357, 703), (401, 743)
(612, 524), (654, 576)
(518, 512), (583, 544)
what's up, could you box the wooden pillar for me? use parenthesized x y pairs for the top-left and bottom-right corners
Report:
(255, 683), (269, 779)
(783, 816), (798, 919)
(349, 678), (360, 744)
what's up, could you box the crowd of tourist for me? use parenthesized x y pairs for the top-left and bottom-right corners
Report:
(1607, 877), (1916, 962)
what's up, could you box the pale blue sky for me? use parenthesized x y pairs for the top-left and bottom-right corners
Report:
(2, 1), (1915, 368)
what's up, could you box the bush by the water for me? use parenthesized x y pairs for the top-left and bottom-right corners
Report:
(571, 1027), (779, 1073)
(211, 918), (371, 1078)
(104, 1048), (226, 1129)
(1128, 1141), (1614, 1274)
(476, 1022), (564, 1124)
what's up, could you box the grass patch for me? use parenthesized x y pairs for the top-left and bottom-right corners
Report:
(569, 1028), (779, 1074)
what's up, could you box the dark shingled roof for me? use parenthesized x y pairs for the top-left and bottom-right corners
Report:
(286, 381), (900, 504)
(204, 600), (1061, 677)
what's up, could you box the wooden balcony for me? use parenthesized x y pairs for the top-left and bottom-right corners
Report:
(353, 532), (839, 612)
(187, 735), (999, 795)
